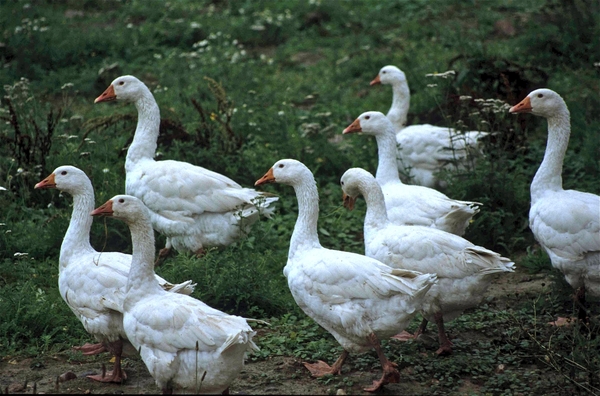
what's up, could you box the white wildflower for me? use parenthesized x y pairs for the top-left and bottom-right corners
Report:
(425, 70), (456, 79)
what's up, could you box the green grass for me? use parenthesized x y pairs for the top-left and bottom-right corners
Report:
(0, 0), (599, 392)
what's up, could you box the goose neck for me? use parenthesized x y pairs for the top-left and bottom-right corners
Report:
(359, 178), (390, 231)
(124, 217), (163, 303)
(126, 91), (160, 172)
(60, 188), (95, 268)
(289, 178), (322, 257)
(388, 81), (410, 130)
(531, 112), (570, 202)
(374, 127), (402, 185)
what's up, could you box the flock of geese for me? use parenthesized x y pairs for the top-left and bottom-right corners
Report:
(32, 65), (599, 394)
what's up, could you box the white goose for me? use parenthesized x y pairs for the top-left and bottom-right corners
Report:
(255, 159), (437, 392)
(34, 166), (195, 383)
(371, 65), (488, 189)
(94, 76), (278, 262)
(344, 111), (480, 236)
(341, 167), (515, 354)
(91, 194), (258, 394)
(510, 89), (600, 323)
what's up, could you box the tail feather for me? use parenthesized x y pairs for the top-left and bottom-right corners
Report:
(164, 280), (197, 295)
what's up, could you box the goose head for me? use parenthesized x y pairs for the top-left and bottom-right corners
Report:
(35, 165), (91, 194)
(509, 88), (568, 118)
(371, 65), (407, 86)
(340, 168), (372, 211)
(91, 194), (150, 224)
(343, 111), (392, 137)
(255, 159), (313, 188)
(95, 75), (150, 104)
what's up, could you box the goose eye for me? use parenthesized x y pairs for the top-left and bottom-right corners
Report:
(118, 198), (125, 203)
(365, 115), (370, 120)
(118, 81), (125, 86)
(278, 164), (284, 168)
(537, 93), (543, 98)
(61, 171), (67, 175)
(382, 71), (386, 74)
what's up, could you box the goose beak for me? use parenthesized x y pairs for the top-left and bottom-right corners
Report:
(509, 96), (532, 114)
(370, 74), (381, 86)
(342, 192), (356, 211)
(34, 173), (56, 189)
(343, 118), (362, 134)
(91, 200), (114, 217)
(255, 168), (275, 186)
(94, 84), (116, 104)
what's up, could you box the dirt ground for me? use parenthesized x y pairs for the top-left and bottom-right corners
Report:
(0, 269), (553, 395)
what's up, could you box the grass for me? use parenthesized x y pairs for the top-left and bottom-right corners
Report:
(0, 0), (599, 393)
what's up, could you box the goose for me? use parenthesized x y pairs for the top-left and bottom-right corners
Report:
(371, 65), (488, 189)
(340, 167), (515, 354)
(94, 75), (278, 263)
(91, 194), (258, 394)
(255, 159), (437, 392)
(34, 165), (196, 383)
(343, 111), (480, 236)
(509, 88), (599, 324)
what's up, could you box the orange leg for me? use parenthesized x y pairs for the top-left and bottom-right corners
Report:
(86, 340), (127, 383)
(433, 312), (453, 356)
(304, 350), (349, 377)
(364, 333), (400, 392)
(391, 318), (428, 341)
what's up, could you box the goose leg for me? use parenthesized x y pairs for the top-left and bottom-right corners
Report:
(391, 318), (428, 341)
(73, 342), (106, 355)
(575, 285), (588, 324)
(86, 340), (127, 383)
(155, 238), (173, 267)
(303, 350), (349, 377)
(433, 312), (453, 355)
(364, 333), (400, 392)
(549, 286), (588, 327)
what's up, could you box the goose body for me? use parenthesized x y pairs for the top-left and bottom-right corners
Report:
(34, 166), (195, 383)
(341, 167), (515, 354)
(371, 65), (488, 188)
(95, 76), (278, 260)
(510, 89), (600, 318)
(92, 195), (257, 394)
(344, 111), (480, 236)
(255, 159), (437, 392)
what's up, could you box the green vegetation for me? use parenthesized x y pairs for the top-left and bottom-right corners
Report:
(1, 0), (599, 394)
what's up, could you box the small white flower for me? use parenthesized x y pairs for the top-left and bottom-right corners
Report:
(425, 70), (456, 79)
(102, 168), (109, 173)
(190, 22), (201, 29)
(127, 23), (133, 29)
(278, 111), (285, 116)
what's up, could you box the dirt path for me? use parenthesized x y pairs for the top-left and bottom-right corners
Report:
(0, 270), (559, 395)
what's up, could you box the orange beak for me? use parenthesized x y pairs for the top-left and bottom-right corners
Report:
(34, 173), (56, 189)
(342, 192), (356, 211)
(94, 84), (116, 104)
(255, 168), (275, 186)
(370, 74), (381, 86)
(509, 96), (532, 114)
(343, 118), (362, 134)
(91, 200), (114, 217)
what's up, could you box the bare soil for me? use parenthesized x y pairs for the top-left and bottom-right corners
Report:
(0, 269), (557, 395)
